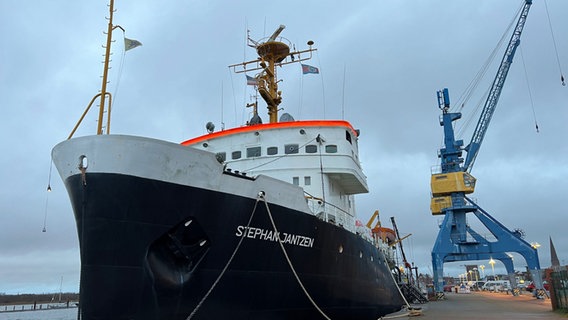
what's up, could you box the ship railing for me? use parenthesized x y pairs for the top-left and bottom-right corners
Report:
(307, 196), (355, 233)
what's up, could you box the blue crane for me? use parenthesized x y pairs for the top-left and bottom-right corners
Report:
(430, 0), (545, 298)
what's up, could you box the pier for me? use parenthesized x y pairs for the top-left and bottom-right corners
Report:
(392, 291), (566, 319)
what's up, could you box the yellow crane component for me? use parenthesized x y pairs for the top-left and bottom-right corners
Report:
(366, 210), (380, 229)
(389, 233), (412, 247)
(430, 171), (476, 215)
(431, 171), (476, 196)
(430, 196), (453, 215)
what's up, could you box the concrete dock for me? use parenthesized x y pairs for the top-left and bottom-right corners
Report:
(386, 291), (567, 319)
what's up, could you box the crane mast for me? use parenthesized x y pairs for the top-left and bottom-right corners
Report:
(430, 0), (544, 297)
(464, 0), (532, 172)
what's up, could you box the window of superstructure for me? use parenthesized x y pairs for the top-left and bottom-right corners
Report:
(231, 151), (242, 160)
(325, 145), (338, 153)
(215, 152), (226, 163)
(285, 144), (299, 154)
(305, 145), (317, 153)
(304, 176), (311, 185)
(246, 146), (261, 158)
(346, 131), (352, 144)
(293, 177), (299, 185)
(267, 146), (278, 155)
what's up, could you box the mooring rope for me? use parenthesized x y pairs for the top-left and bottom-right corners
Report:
(259, 192), (332, 320)
(378, 264), (422, 319)
(186, 194), (262, 320)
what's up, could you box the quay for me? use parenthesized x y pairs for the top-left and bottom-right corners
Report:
(390, 291), (567, 319)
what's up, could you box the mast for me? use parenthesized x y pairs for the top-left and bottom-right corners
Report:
(68, 0), (124, 139)
(97, 0), (115, 135)
(229, 25), (316, 124)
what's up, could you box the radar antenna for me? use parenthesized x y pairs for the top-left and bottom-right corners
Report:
(230, 25), (317, 123)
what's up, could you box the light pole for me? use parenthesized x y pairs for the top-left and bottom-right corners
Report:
(479, 265), (485, 279)
(489, 258), (496, 280)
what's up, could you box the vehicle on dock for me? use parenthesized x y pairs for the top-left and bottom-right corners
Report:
(482, 280), (510, 292)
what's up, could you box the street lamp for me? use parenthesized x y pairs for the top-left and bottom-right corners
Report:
(468, 270), (472, 282)
(479, 265), (485, 279)
(489, 258), (496, 280)
(473, 267), (479, 282)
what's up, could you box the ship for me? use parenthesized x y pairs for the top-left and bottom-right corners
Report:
(51, 2), (406, 319)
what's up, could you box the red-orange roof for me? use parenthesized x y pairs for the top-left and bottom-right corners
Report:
(180, 120), (357, 146)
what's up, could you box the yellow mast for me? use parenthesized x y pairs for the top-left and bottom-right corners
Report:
(97, 0), (115, 135)
(229, 25), (316, 124)
(68, 0), (123, 139)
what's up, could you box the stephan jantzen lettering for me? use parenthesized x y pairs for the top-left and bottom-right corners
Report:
(235, 225), (314, 248)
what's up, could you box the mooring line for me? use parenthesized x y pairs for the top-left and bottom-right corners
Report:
(259, 191), (332, 320)
(186, 193), (262, 320)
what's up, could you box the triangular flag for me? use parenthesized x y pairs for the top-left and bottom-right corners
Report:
(124, 38), (142, 51)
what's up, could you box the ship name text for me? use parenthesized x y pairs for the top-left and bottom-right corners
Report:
(235, 225), (314, 248)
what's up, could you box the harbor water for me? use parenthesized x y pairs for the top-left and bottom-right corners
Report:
(0, 307), (76, 320)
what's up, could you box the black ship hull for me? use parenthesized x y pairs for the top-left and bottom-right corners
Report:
(54, 135), (404, 320)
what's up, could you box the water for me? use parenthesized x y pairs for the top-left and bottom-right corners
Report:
(0, 308), (77, 320)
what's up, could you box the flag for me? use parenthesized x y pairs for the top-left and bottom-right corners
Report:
(301, 64), (319, 75)
(246, 75), (258, 86)
(124, 38), (142, 51)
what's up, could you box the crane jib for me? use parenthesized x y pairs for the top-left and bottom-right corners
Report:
(462, 0), (532, 172)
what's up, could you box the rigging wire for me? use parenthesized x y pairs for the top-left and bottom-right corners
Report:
(42, 159), (54, 233)
(341, 63), (346, 120)
(453, 2), (523, 114)
(454, 2), (524, 140)
(299, 64), (304, 119)
(111, 31), (127, 116)
(227, 67), (239, 128)
(315, 51), (326, 119)
(543, 0), (566, 86)
(519, 46), (540, 132)
(243, 136), (318, 172)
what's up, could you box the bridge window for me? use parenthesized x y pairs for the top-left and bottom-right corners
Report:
(292, 177), (299, 185)
(325, 145), (338, 153)
(246, 146), (261, 158)
(304, 176), (311, 185)
(305, 145), (317, 153)
(285, 144), (299, 154)
(231, 151), (241, 160)
(267, 146), (278, 155)
(346, 131), (352, 144)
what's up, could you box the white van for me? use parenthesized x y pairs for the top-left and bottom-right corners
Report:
(482, 280), (510, 292)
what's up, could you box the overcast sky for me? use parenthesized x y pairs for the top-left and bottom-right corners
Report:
(1, 0), (567, 294)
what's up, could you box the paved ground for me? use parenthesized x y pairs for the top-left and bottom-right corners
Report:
(384, 291), (568, 319)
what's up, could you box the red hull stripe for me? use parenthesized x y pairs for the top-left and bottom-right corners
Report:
(180, 120), (357, 146)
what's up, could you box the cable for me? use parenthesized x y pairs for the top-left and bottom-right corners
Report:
(260, 193), (332, 320)
(519, 47), (540, 132)
(186, 196), (262, 320)
(544, 0), (565, 86)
